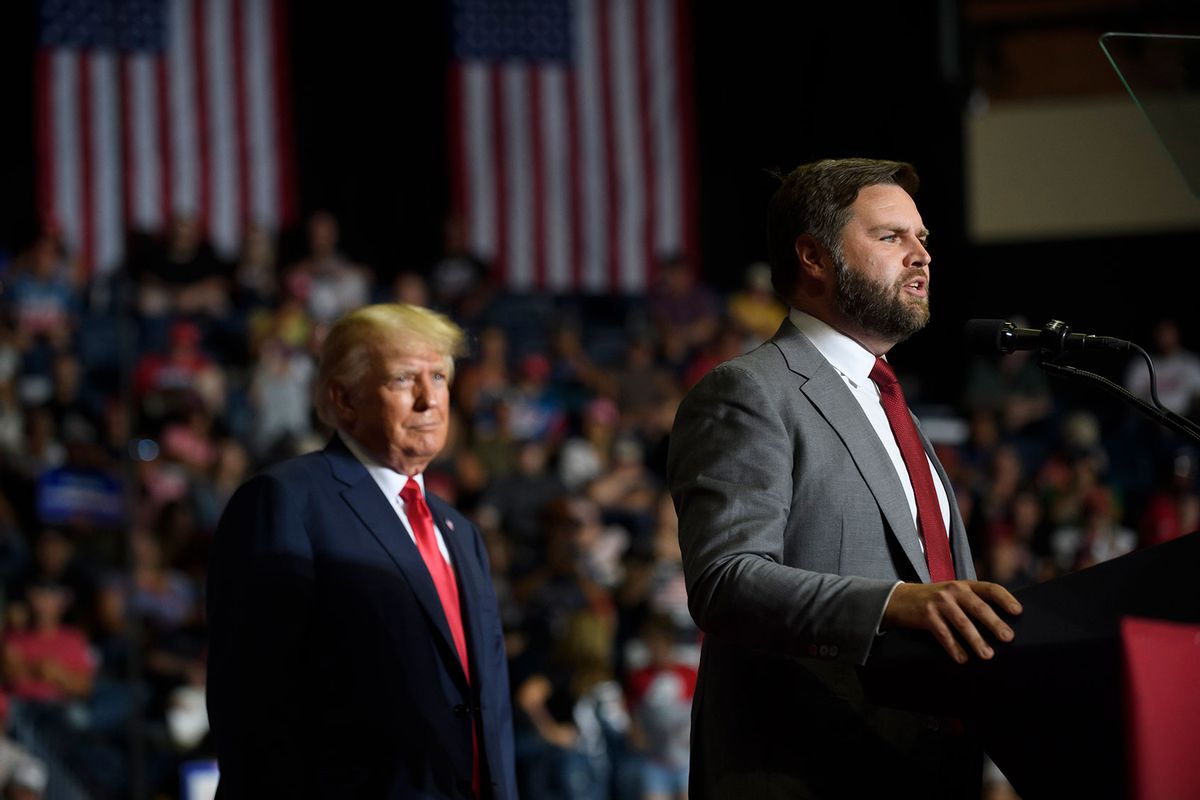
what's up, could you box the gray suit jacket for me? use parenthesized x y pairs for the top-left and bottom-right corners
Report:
(667, 320), (979, 799)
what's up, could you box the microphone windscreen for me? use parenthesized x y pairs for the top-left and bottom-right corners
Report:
(963, 318), (1008, 354)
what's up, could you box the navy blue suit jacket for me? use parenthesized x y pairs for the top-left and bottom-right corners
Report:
(207, 436), (517, 799)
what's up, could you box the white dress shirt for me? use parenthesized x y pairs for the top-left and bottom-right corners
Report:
(340, 432), (453, 564)
(788, 309), (952, 546)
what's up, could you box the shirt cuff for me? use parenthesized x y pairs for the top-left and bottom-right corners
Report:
(876, 581), (905, 636)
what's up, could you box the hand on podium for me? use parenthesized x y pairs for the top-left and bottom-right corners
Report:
(882, 580), (1023, 664)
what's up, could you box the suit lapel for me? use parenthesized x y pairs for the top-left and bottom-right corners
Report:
(323, 438), (469, 686)
(917, 426), (976, 580)
(772, 323), (931, 582)
(426, 494), (489, 684)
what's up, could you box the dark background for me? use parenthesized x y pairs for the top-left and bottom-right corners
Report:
(3, 1), (1199, 404)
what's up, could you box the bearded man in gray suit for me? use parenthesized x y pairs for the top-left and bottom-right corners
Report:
(668, 159), (1024, 799)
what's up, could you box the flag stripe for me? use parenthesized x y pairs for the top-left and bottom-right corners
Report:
(502, 64), (534, 291)
(574, 0), (607, 292)
(611, 0), (645, 293)
(155, 54), (173, 231)
(541, 66), (571, 292)
(120, 54), (134, 232)
(649, 0), (679, 257)
(245, 0), (277, 228)
(126, 55), (163, 230)
(168, 0), (199, 220)
(79, 54), (95, 275)
(491, 67), (509, 286)
(564, 62), (584, 291)
(597, 0), (621, 292)
(463, 63), (495, 260)
(51, 51), (83, 252)
(91, 52), (122, 272)
(232, 0), (252, 238)
(635, 0), (657, 289)
(205, 0), (238, 254)
(192, 0), (212, 235)
(529, 68), (546, 291)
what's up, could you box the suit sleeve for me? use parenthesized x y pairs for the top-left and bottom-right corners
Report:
(206, 472), (315, 795)
(667, 363), (897, 666)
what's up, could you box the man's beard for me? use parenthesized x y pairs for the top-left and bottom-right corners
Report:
(833, 256), (930, 343)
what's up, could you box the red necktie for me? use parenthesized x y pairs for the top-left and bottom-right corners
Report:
(402, 481), (471, 675)
(401, 481), (481, 797)
(869, 358), (957, 583)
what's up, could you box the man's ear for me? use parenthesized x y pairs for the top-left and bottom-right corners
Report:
(794, 233), (830, 281)
(330, 382), (355, 425)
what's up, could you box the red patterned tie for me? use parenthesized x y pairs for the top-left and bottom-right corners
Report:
(869, 357), (957, 583)
(401, 481), (480, 797)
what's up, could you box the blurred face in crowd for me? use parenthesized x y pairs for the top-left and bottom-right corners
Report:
(28, 585), (70, 629)
(830, 183), (932, 351)
(335, 340), (451, 475)
(308, 212), (340, 256)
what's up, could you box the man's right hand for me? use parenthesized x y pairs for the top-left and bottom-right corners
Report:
(882, 580), (1022, 664)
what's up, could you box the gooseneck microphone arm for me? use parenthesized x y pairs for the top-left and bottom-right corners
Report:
(964, 318), (1200, 445)
(1038, 348), (1200, 445)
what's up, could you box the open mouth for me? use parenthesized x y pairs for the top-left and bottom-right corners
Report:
(901, 275), (928, 297)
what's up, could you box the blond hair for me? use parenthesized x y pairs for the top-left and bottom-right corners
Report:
(314, 304), (466, 429)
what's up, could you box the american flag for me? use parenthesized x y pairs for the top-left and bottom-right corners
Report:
(448, 0), (697, 294)
(35, 0), (297, 276)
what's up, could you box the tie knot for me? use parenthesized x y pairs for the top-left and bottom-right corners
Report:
(869, 357), (898, 389)
(400, 481), (422, 504)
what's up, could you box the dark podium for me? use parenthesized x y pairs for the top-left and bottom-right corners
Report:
(860, 531), (1200, 800)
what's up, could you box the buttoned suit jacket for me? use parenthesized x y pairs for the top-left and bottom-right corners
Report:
(667, 320), (979, 800)
(207, 435), (517, 799)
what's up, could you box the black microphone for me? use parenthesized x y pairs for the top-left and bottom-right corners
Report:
(964, 319), (1131, 355)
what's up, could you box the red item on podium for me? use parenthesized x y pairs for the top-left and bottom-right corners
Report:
(1122, 616), (1200, 800)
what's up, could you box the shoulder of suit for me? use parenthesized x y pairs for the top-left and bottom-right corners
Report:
(698, 337), (802, 388)
(254, 448), (332, 486)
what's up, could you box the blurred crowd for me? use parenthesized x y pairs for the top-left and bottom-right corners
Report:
(1, 214), (1198, 800)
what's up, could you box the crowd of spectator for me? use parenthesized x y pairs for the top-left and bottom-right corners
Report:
(1, 215), (1198, 800)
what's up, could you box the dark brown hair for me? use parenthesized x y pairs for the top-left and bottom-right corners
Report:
(766, 158), (919, 299)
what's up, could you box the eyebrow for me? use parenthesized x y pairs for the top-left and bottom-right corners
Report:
(868, 225), (931, 239)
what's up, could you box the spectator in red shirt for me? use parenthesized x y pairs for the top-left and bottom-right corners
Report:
(2, 578), (95, 704)
(133, 320), (226, 415)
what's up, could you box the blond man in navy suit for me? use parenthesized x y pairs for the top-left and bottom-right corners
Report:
(208, 304), (516, 799)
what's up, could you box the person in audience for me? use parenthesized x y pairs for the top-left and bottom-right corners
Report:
(625, 614), (696, 800)
(726, 261), (787, 346)
(2, 577), (96, 705)
(134, 213), (231, 320)
(281, 210), (373, 325)
(1050, 485), (1137, 572)
(0, 699), (48, 800)
(3, 229), (80, 355)
(515, 610), (628, 800)
(648, 255), (720, 371)
(1124, 318), (1200, 418)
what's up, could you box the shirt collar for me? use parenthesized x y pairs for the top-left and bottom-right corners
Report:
(788, 308), (881, 388)
(339, 431), (425, 499)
